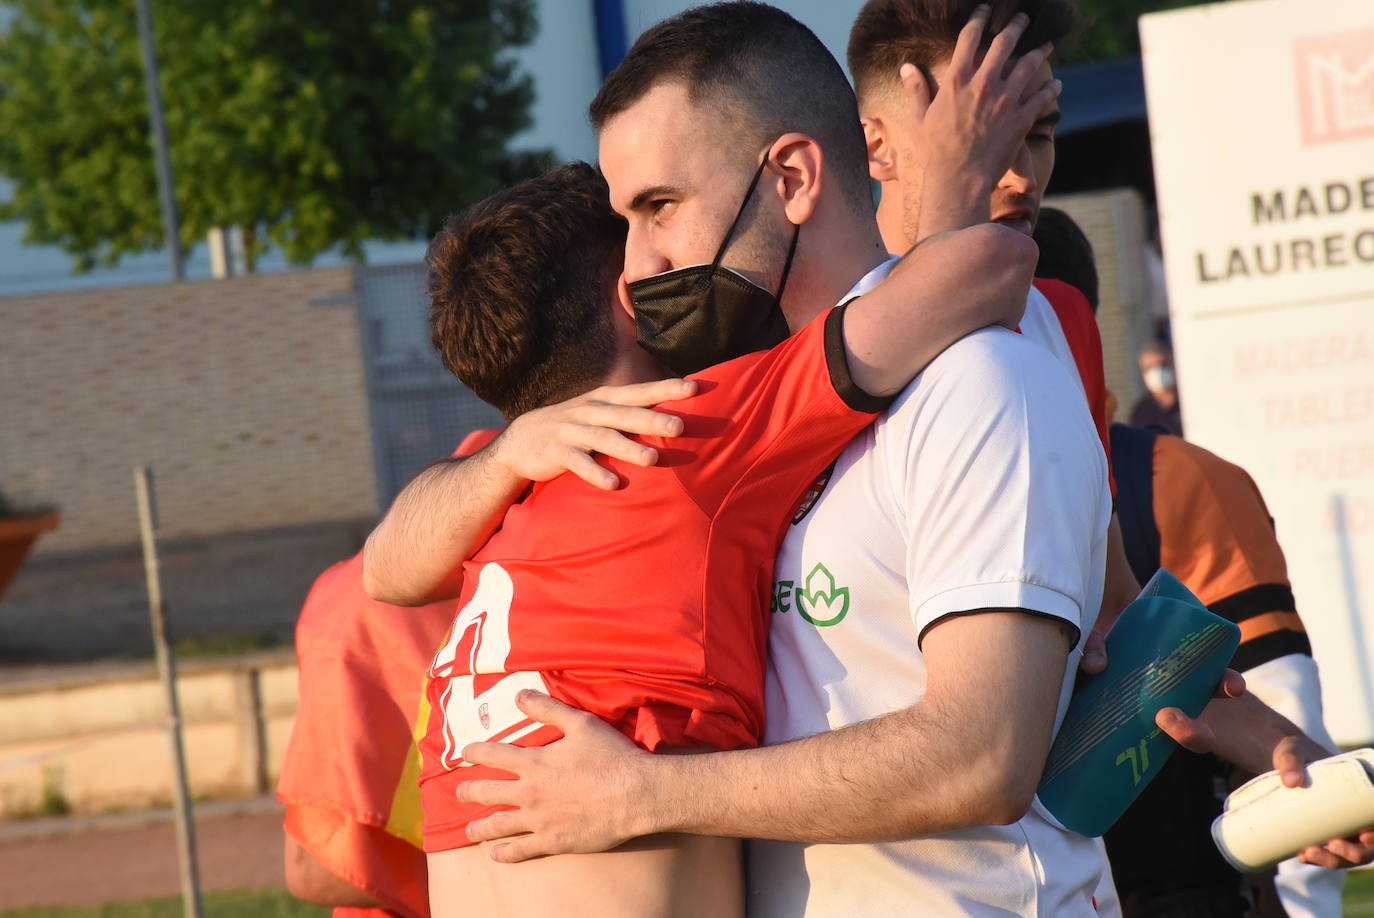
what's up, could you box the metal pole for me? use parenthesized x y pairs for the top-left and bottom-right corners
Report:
(134, 0), (184, 281)
(592, 0), (629, 78)
(134, 466), (204, 918)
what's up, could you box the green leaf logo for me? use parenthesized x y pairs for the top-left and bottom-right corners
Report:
(796, 563), (850, 627)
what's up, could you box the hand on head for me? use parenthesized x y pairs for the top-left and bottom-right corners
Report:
(900, 5), (1060, 195)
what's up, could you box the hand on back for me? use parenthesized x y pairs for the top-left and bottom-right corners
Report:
(489, 378), (696, 491)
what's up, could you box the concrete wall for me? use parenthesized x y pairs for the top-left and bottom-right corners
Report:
(0, 655), (297, 817)
(1045, 187), (1154, 419)
(0, 267), (378, 555)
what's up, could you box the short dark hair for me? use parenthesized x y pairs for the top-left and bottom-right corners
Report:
(848, 0), (1080, 107)
(1032, 206), (1098, 312)
(427, 162), (624, 420)
(590, 1), (870, 201)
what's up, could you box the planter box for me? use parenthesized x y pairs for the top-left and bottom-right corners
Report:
(0, 511), (60, 602)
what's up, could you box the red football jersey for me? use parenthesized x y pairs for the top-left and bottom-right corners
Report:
(418, 305), (888, 852)
(1031, 278), (1115, 493)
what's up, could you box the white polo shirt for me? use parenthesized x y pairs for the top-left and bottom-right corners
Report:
(748, 259), (1113, 917)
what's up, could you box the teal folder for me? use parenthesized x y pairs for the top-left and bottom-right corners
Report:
(1037, 569), (1241, 837)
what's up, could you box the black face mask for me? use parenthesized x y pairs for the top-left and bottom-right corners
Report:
(627, 156), (801, 377)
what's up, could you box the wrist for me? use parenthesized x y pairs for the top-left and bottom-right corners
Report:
(1203, 696), (1294, 774)
(1289, 732), (1332, 763)
(630, 751), (691, 837)
(922, 163), (995, 203)
(914, 173), (995, 240)
(481, 430), (528, 487)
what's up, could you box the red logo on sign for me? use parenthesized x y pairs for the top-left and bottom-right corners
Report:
(1294, 26), (1374, 146)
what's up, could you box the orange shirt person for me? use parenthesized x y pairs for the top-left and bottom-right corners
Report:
(1105, 414), (1343, 918)
(278, 431), (496, 917)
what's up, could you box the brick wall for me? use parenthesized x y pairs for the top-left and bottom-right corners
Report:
(0, 201), (1153, 555)
(1044, 187), (1155, 420)
(0, 268), (377, 554)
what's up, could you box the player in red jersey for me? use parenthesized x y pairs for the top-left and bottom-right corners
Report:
(372, 45), (1051, 907)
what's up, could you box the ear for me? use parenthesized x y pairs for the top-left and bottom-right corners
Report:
(615, 273), (635, 320)
(767, 132), (824, 227)
(608, 273), (640, 349)
(862, 116), (899, 183)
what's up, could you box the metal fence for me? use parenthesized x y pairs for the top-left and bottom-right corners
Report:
(355, 262), (503, 509)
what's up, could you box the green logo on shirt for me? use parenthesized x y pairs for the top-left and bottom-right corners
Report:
(786, 562), (850, 627)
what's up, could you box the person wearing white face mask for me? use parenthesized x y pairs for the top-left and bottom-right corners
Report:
(1131, 342), (1183, 436)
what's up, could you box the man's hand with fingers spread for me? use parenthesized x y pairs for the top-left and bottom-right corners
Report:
(902, 5), (1061, 240)
(459, 691), (657, 862)
(490, 377), (697, 490)
(363, 377), (694, 605)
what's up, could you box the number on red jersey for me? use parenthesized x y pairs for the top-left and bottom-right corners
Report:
(429, 563), (547, 768)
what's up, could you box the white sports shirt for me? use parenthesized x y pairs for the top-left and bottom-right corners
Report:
(748, 259), (1113, 917)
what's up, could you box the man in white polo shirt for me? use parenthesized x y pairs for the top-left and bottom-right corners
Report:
(749, 273), (1109, 915)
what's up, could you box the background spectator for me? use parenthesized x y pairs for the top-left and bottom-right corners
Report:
(1131, 343), (1182, 435)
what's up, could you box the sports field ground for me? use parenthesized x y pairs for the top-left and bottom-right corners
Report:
(0, 889), (323, 917)
(0, 873), (1370, 917)
(1346, 867), (1374, 915)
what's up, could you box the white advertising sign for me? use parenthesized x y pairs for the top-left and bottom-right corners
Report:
(1142, 0), (1374, 743)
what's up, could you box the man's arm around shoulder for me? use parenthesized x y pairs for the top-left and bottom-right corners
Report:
(842, 224), (1036, 398)
(362, 449), (523, 606)
(363, 379), (696, 606)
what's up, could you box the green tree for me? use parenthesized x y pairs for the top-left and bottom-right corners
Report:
(0, 0), (550, 271)
(1065, 0), (1217, 63)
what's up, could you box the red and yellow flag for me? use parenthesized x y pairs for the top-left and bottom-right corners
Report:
(278, 429), (499, 917)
